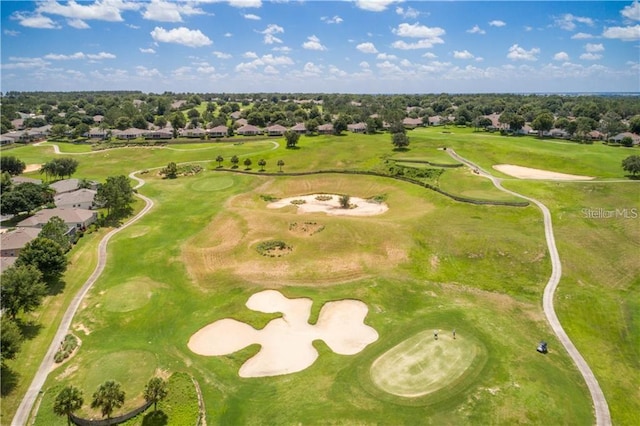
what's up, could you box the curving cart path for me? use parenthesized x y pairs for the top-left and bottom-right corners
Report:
(446, 149), (611, 426)
(11, 172), (154, 426)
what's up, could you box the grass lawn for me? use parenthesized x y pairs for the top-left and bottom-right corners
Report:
(2, 127), (638, 425)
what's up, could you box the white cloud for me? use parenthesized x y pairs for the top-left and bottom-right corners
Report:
(12, 12), (60, 29)
(507, 44), (540, 61)
(393, 22), (445, 39)
(453, 50), (474, 59)
(554, 51), (570, 61)
(321, 16), (343, 24)
(580, 53), (602, 60)
(88, 52), (116, 60)
(35, 0), (141, 22)
(67, 18), (90, 29)
(466, 25), (485, 35)
(571, 32), (594, 39)
(43, 51), (115, 60)
(227, 0), (262, 8)
(392, 39), (442, 50)
(243, 51), (258, 58)
(224, 32), (232, 37)
(244, 14), (261, 20)
(197, 64), (216, 74)
(585, 43), (604, 52)
(400, 59), (412, 67)
(3, 29), (20, 36)
(263, 65), (279, 74)
(355, 0), (398, 12)
(356, 42), (378, 53)
(260, 24), (284, 44)
(213, 51), (232, 59)
(554, 14), (594, 31)
(150, 26), (213, 47)
(302, 35), (327, 51)
(396, 6), (420, 19)
(359, 61), (370, 68)
(422, 52), (437, 59)
(602, 25), (640, 41)
(303, 62), (322, 74)
(377, 53), (397, 60)
(376, 60), (403, 73)
(489, 20), (506, 27)
(621, 1), (640, 21)
(1, 57), (50, 69)
(143, 0), (207, 22)
(136, 65), (162, 77)
(235, 53), (293, 73)
(272, 46), (291, 52)
(140, 48), (156, 54)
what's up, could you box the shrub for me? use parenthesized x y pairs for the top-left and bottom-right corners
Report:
(260, 194), (279, 202)
(290, 199), (306, 205)
(256, 240), (292, 257)
(54, 334), (79, 363)
(315, 195), (333, 201)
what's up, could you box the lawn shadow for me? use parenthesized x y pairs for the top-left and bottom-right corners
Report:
(0, 365), (20, 396)
(141, 410), (168, 426)
(47, 277), (66, 295)
(17, 318), (43, 340)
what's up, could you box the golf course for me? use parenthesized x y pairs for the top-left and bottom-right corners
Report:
(2, 127), (638, 425)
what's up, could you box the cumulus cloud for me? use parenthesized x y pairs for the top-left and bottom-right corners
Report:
(260, 24), (284, 44)
(143, 0), (206, 22)
(554, 13), (594, 31)
(467, 25), (485, 34)
(393, 22), (445, 38)
(553, 51), (570, 61)
(602, 24), (640, 40)
(580, 53), (602, 60)
(396, 6), (420, 19)
(303, 62), (322, 74)
(507, 44), (540, 61)
(67, 18), (90, 29)
(1, 57), (51, 69)
(140, 48), (156, 54)
(377, 53), (397, 60)
(571, 32), (594, 39)
(213, 51), (232, 59)
(359, 61), (370, 68)
(302, 35), (327, 51)
(227, 0), (262, 8)
(12, 12), (60, 29)
(585, 43), (604, 52)
(150, 26), (213, 47)
(422, 52), (437, 59)
(392, 39), (443, 50)
(355, 0), (398, 12)
(235, 53), (293, 73)
(35, 0), (140, 22)
(44, 51), (115, 60)
(356, 42), (378, 53)
(453, 50), (474, 59)
(88, 52), (116, 59)
(621, 1), (640, 21)
(321, 16), (343, 24)
(3, 29), (20, 36)
(136, 65), (162, 77)
(489, 20), (506, 27)
(244, 14), (260, 20)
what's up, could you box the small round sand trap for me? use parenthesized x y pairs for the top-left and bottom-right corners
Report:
(493, 164), (594, 180)
(370, 330), (479, 398)
(267, 194), (388, 216)
(24, 164), (42, 173)
(188, 290), (379, 378)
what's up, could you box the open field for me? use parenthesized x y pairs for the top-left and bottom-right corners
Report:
(2, 127), (638, 425)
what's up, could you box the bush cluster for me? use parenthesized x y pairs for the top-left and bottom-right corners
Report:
(290, 199), (306, 205)
(388, 165), (444, 181)
(256, 240), (292, 257)
(54, 334), (78, 363)
(260, 194), (279, 202)
(314, 195), (333, 201)
(289, 221), (325, 235)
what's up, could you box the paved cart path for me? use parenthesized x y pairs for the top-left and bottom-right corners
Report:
(11, 172), (153, 426)
(446, 148), (611, 426)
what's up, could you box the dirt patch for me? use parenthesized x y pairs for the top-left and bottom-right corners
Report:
(493, 164), (594, 180)
(24, 164), (42, 173)
(74, 323), (91, 335)
(188, 290), (378, 378)
(288, 221), (325, 237)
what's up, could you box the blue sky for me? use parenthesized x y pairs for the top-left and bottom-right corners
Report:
(1, 1), (639, 93)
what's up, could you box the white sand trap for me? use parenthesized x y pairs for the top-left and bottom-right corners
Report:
(188, 290), (379, 378)
(493, 164), (594, 180)
(267, 194), (388, 216)
(24, 164), (42, 173)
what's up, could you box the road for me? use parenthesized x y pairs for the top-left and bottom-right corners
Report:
(11, 171), (154, 426)
(446, 149), (611, 426)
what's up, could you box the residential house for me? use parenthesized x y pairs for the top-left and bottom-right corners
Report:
(587, 130), (604, 141)
(209, 125), (228, 138)
(544, 128), (570, 138)
(11, 176), (42, 185)
(0, 227), (42, 258)
(230, 111), (242, 120)
(427, 115), (443, 126)
(290, 122), (307, 134)
(17, 207), (98, 230)
(11, 118), (25, 130)
(402, 117), (423, 129)
(317, 123), (334, 134)
(347, 122), (367, 133)
(266, 124), (287, 136)
(113, 128), (146, 140)
(236, 124), (262, 136)
(93, 115), (104, 124)
(180, 128), (208, 138)
(0, 135), (17, 145)
(144, 128), (173, 139)
(609, 132), (640, 145)
(54, 189), (97, 210)
(87, 127), (109, 140)
(235, 118), (248, 127)
(50, 178), (81, 194)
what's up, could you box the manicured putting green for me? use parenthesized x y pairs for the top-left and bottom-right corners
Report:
(189, 176), (235, 192)
(370, 329), (479, 398)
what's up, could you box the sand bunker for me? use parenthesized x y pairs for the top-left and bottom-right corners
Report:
(188, 290), (379, 377)
(24, 164), (42, 173)
(493, 164), (594, 180)
(267, 194), (388, 216)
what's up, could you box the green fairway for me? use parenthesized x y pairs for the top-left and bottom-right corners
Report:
(3, 127), (638, 425)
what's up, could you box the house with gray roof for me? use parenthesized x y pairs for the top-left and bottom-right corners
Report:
(0, 227), (42, 258)
(266, 124), (287, 136)
(50, 178), (81, 194)
(237, 124), (262, 136)
(347, 122), (367, 133)
(17, 207), (97, 230)
(209, 125), (228, 138)
(54, 189), (97, 210)
(290, 123), (307, 134)
(318, 123), (334, 134)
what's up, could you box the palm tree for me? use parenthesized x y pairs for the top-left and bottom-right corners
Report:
(91, 380), (125, 419)
(53, 386), (84, 425)
(277, 159), (285, 172)
(215, 155), (224, 168)
(144, 377), (168, 412)
(230, 155), (239, 169)
(258, 159), (266, 171)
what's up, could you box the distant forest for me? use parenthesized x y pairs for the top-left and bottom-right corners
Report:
(2, 91), (640, 139)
